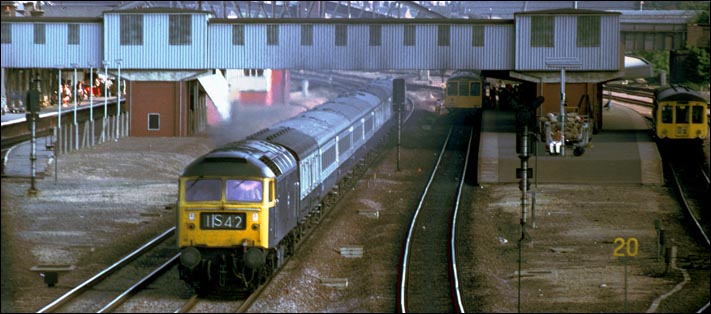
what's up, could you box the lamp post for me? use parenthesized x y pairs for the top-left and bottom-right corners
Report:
(56, 65), (62, 132)
(115, 58), (122, 141)
(546, 58), (581, 156)
(88, 62), (94, 146)
(54, 64), (62, 183)
(102, 60), (109, 143)
(70, 63), (79, 151)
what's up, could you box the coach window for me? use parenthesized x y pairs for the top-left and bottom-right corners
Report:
(354, 123), (363, 143)
(148, 113), (160, 131)
(339, 133), (351, 156)
(226, 179), (263, 202)
(322, 146), (336, 171)
(365, 116), (374, 134)
(184, 179), (221, 202)
(675, 106), (689, 123)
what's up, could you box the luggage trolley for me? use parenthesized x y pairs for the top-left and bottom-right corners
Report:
(540, 112), (592, 156)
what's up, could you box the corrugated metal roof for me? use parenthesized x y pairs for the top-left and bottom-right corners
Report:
(514, 8), (621, 16)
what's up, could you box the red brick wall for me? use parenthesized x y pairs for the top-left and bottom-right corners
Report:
(130, 81), (187, 137)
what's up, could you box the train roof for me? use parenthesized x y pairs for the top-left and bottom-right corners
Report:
(249, 79), (391, 162)
(317, 94), (374, 122)
(654, 86), (708, 103)
(448, 70), (481, 81)
(181, 140), (296, 178)
(248, 126), (319, 157)
(277, 110), (349, 145)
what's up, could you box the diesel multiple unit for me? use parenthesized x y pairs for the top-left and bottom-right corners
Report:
(652, 85), (708, 141)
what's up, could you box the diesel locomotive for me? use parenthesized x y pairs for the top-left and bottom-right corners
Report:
(176, 78), (395, 293)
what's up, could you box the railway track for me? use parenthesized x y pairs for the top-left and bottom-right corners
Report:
(666, 157), (711, 314)
(657, 141), (711, 313)
(398, 113), (481, 313)
(666, 154), (711, 247)
(178, 90), (420, 313)
(37, 228), (178, 313)
(603, 85), (654, 108)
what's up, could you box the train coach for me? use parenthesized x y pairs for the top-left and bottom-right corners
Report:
(652, 85), (708, 142)
(443, 70), (484, 115)
(175, 78), (395, 293)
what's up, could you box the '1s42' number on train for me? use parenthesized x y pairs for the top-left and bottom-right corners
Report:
(201, 213), (246, 230)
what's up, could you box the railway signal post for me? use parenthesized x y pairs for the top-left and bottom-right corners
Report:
(514, 96), (543, 312)
(26, 79), (41, 196)
(393, 78), (405, 171)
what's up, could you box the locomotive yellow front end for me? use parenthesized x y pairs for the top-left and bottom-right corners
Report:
(176, 140), (296, 293)
(444, 71), (483, 114)
(178, 176), (274, 258)
(654, 86), (709, 140)
(176, 172), (277, 292)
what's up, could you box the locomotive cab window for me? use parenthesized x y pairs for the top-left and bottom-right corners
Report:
(185, 179), (221, 202)
(692, 106), (704, 123)
(447, 82), (458, 96)
(226, 179), (263, 202)
(675, 106), (689, 123)
(470, 82), (481, 96)
(458, 81), (470, 97)
(661, 105), (673, 123)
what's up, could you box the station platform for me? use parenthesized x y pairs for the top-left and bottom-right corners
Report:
(2, 136), (55, 178)
(3, 102), (664, 185)
(478, 104), (663, 185)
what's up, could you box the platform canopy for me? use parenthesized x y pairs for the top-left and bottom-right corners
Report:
(622, 56), (655, 79)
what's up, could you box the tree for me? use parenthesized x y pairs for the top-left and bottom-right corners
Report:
(685, 46), (710, 88)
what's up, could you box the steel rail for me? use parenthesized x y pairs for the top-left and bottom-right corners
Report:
(97, 253), (181, 313)
(36, 227), (176, 313)
(398, 125), (456, 313)
(451, 126), (475, 313)
(668, 163), (710, 246)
